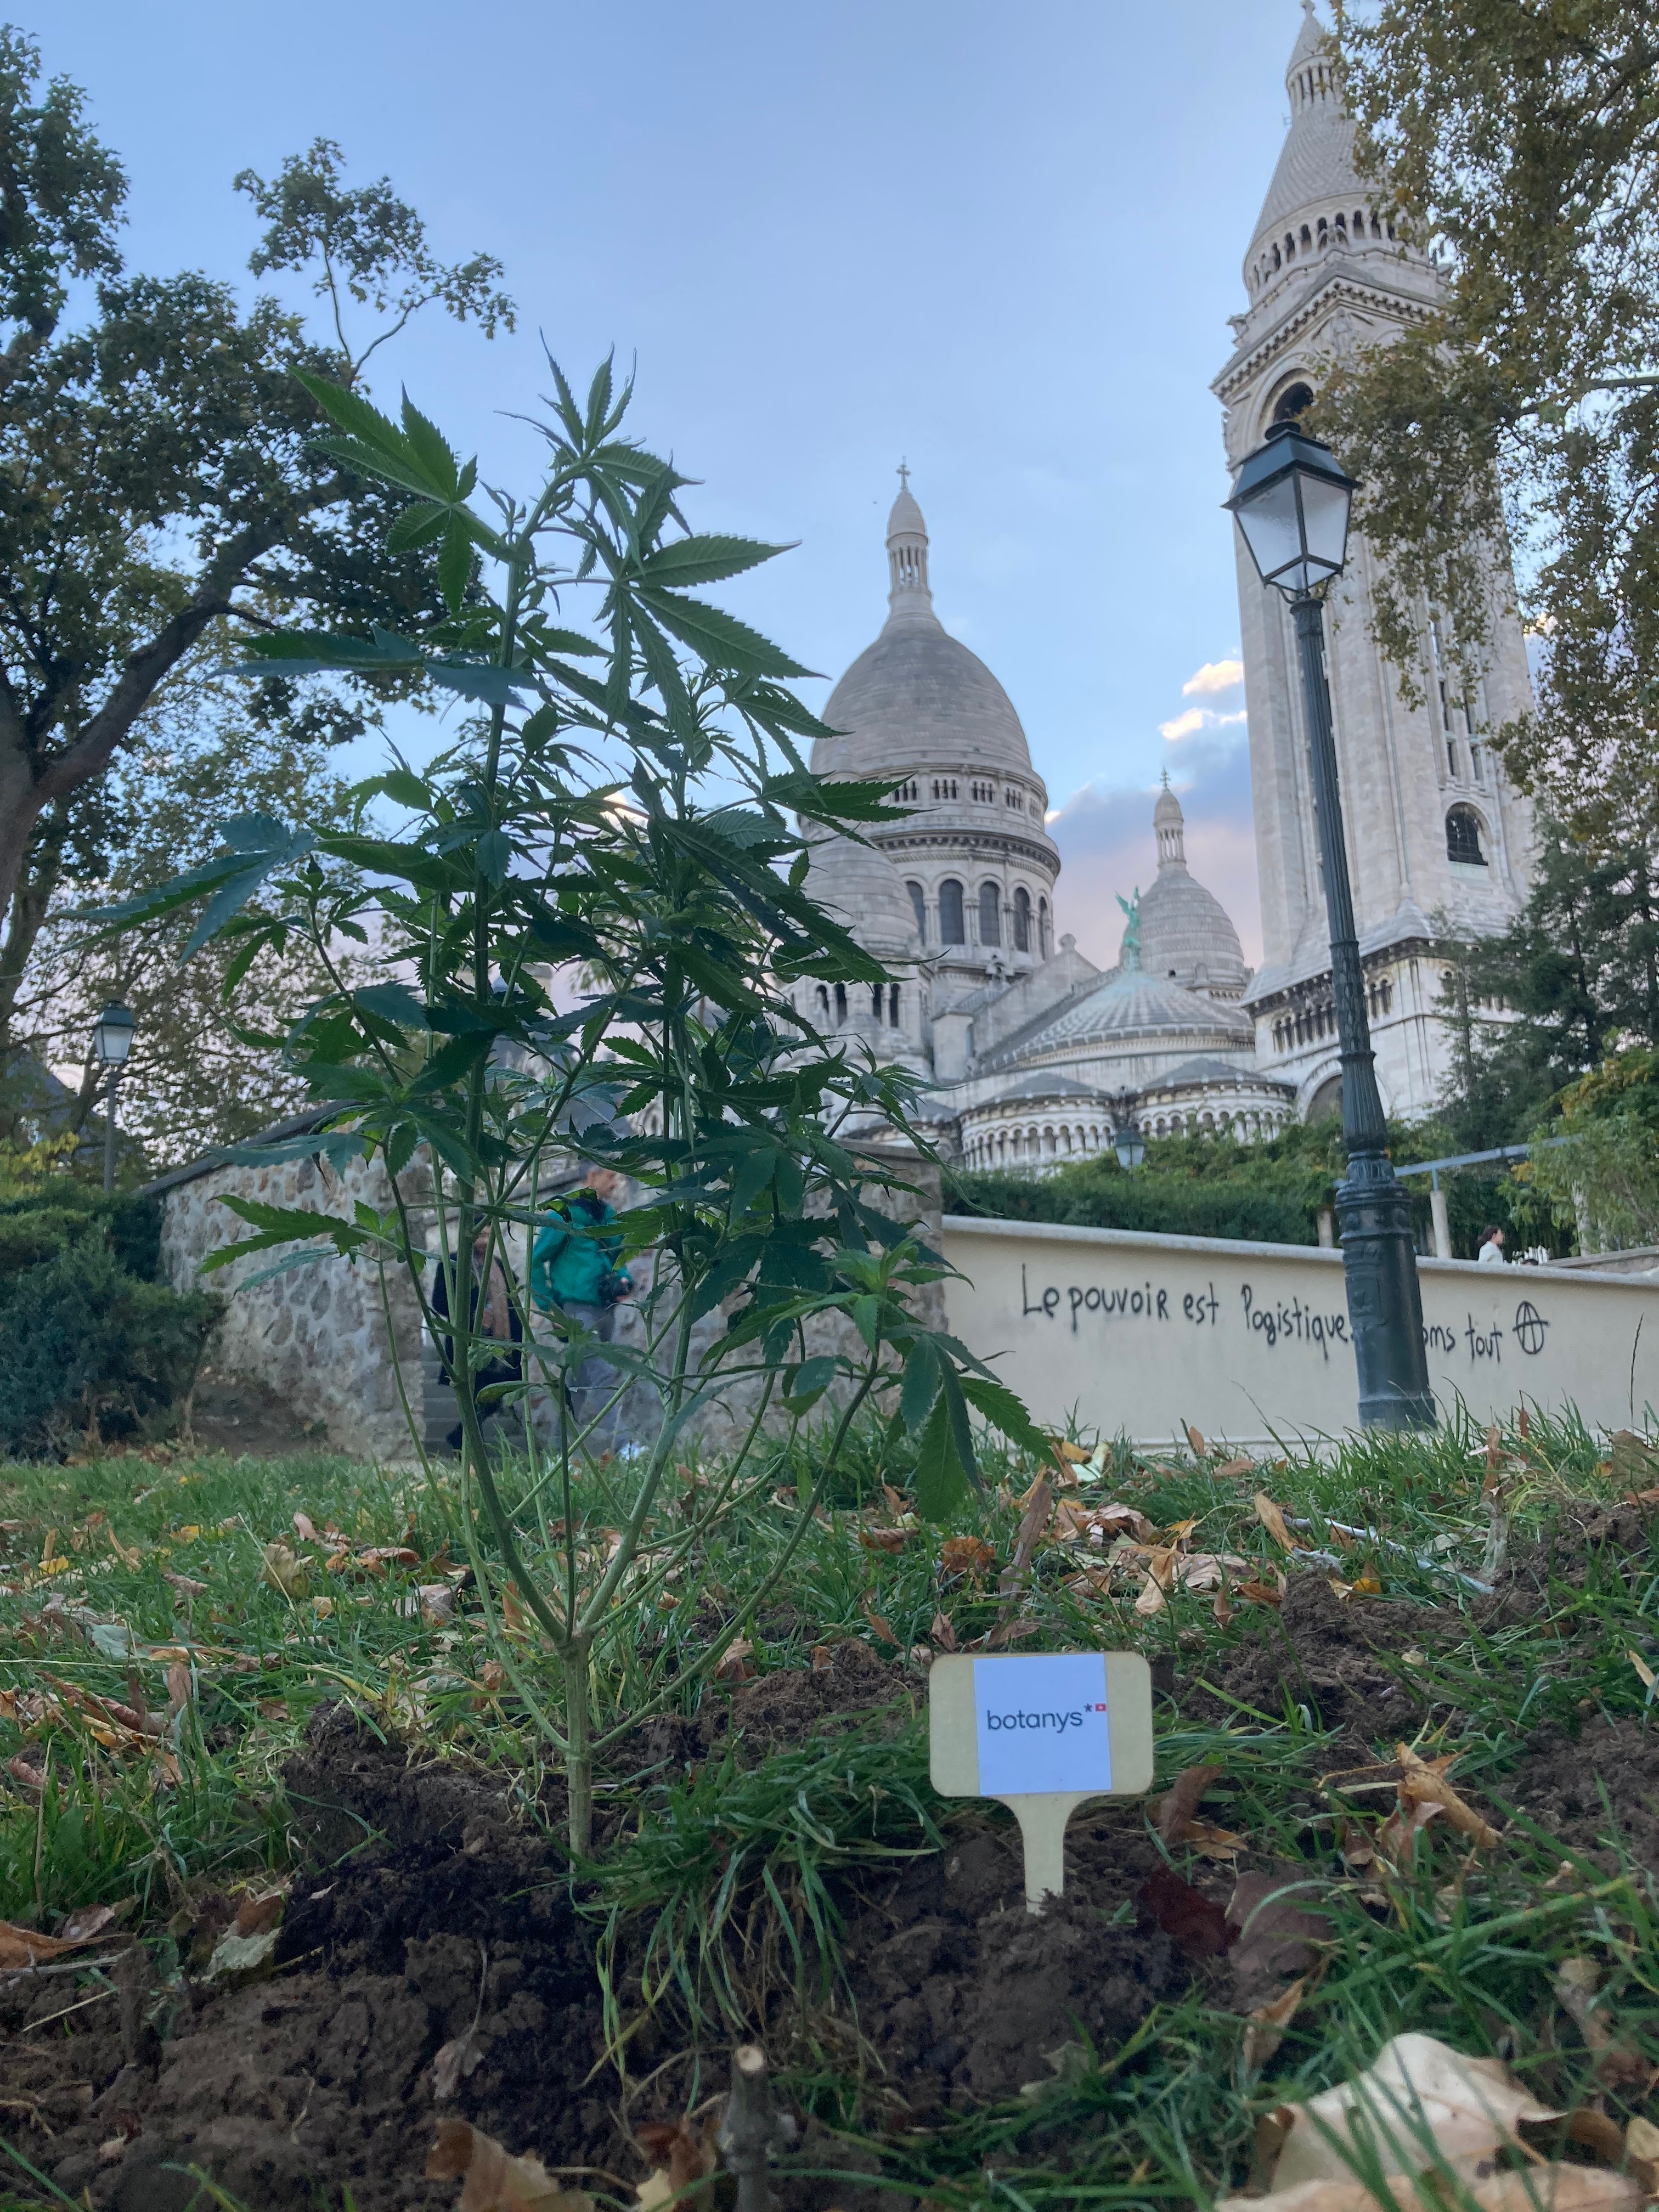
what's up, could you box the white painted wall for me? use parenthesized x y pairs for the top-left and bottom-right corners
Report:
(941, 1216), (1659, 1448)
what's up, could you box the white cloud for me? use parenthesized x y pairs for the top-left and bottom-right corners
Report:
(1159, 706), (1247, 743)
(1183, 657), (1245, 696)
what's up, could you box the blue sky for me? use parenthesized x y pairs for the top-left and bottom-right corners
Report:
(44, 1), (1302, 968)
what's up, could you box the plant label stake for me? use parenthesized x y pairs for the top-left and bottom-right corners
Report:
(929, 1651), (1154, 1911)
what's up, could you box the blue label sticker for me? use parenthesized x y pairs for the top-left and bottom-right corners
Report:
(972, 1652), (1113, 1795)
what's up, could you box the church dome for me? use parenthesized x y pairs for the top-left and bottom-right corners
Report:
(1018, 966), (1254, 1056)
(813, 481), (1035, 783)
(1131, 781), (1250, 1000)
(802, 828), (920, 956)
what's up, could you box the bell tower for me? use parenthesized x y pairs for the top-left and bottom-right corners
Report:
(1214, 1), (1535, 1119)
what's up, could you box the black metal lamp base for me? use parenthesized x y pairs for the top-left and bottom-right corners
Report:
(1336, 1149), (1436, 1429)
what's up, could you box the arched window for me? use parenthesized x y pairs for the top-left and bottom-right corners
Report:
(833, 983), (847, 1025)
(939, 878), (965, 944)
(1273, 381), (1314, 426)
(814, 984), (829, 1020)
(1272, 244), (1282, 270)
(1038, 896), (1050, 957)
(1447, 806), (1487, 865)
(905, 880), (926, 941)
(871, 984), (884, 1020)
(1013, 886), (1032, 952)
(888, 984), (900, 1026)
(979, 882), (1001, 947)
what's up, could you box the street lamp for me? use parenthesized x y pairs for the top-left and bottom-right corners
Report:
(1110, 1090), (1146, 1171)
(1226, 421), (1435, 1429)
(93, 1001), (134, 1195)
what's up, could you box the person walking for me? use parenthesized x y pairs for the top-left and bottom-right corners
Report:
(531, 1168), (633, 1447)
(1476, 1225), (1507, 1266)
(431, 1227), (523, 1453)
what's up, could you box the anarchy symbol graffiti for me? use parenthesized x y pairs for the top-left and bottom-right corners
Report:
(1513, 1300), (1549, 1356)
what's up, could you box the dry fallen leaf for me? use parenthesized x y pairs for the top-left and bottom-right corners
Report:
(635, 2113), (718, 2211)
(1184, 1420), (1207, 1458)
(1156, 1762), (1223, 1844)
(1626, 2116), (1659, 2197)
(1239, 1578), (1284, 1607)
(1138, 1862), (1232, 1959)
(939, 1535), (996, 1584)
(1220, 2170), (1639, 2212)
(858, 1527), (909, 1555)
(433, 2025), (488, 2101)
(0, 1908), (120, 1969)
(1229, 1866), (1329, 1985)
(861, 1596), (901, 1647)
(1254, 1493), (1295, 1550)
(1266, 2031), (1560, 2193)
(712, 1638), (755, 1684)
(1397, 1743), (1498, 1850)
(261, 1542), (308, 1600)
(293, 1511), (320, 1543)
(427, 2117), (595, 2212)
(929, 1611), (958, 1653)
(1243, 1974), (1307, 2074)
(998, 1480), (1055, 1594)
(165, 1661), (192, 1723)
(1214, 1455), (1256, 1479)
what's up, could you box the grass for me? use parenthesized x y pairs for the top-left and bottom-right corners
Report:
(2, 1402), (1658, 2210)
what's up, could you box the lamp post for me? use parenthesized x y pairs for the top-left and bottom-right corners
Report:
(93, 1001), (134, 1195)
(1225, 421), (1434, 1429)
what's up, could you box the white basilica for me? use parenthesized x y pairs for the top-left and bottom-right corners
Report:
(794, 1), (1535, 1173)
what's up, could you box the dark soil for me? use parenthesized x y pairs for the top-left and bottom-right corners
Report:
(1499, 1716), (1659, 1877)
(1, 1653), (1184, 2212)
(831, 1812), (1186, 2112)
(1181, 1575), (1451, 1756)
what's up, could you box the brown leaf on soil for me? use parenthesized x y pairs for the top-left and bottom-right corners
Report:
(234, 1890), (285, 1938)
(160, 1571), (207, 1599)
(1397, 1743), (1498, 1849)
(1238, 1578), (1283, 1606)
(1243, 1973), (1307, 2074)
(712, 1638), (755, 1684)
(1053, 1498), (1156, 1546)
(860, 1597), (901, 1647)
(1228, 1866), (1329, 1982)
(1155, 1762), (1223, 1846)
(293, 1511), (320, 1543)
(426, 2118), (594, 2212)
(1048, 1436), (1093, 1463)
(635, 2113), (718, 2207)
(858, 1527), (909, 1554)
(0, 1906), (120, 1968)
(1625, 2116), (1659, 2197)
(929, 1611), (958, 1653)
(433, 2025), (488, 2100)
(1184, 1421), (1207, 1458)
(998, 1479), (1054, 1594)
(1214, 1455), (1256, 1479)
(165, 1662), (191, 1723)
(1254, 1493), (1295, 1550)
(939, 1535), (996, 1584)
(1138, 1862), (1232, 1959)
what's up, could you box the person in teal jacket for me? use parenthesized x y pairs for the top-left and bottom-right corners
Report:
(531, 1168), (632, 1446)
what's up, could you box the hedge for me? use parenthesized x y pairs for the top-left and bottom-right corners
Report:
(944, 1165), (1313, 1246)
(0, 1185), (218, 1457)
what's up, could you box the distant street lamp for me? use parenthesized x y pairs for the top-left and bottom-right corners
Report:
(1110, 1090), (1146, 1171)
(93, 1001), (134, 1195)
(1226, 421), (1434, 1429)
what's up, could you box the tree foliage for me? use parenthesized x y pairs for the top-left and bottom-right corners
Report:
(1321, 0), (1659, 843)
(1433, 817), (1659, 1152)
(10, 672), (364, 1165)
(0, 29), (511, 1087)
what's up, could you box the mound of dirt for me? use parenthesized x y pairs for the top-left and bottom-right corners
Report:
(1187, 1575), (1447, 1755)
(636, 1637), (915, 1775)
(4, 1663), (1181, 2212)
(4, 1708), (612, 2212)
(833, 1815), (1187, 2111)
(1499, 1715), (1659, 1876)
(1482, 1497), (1659, 1617)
